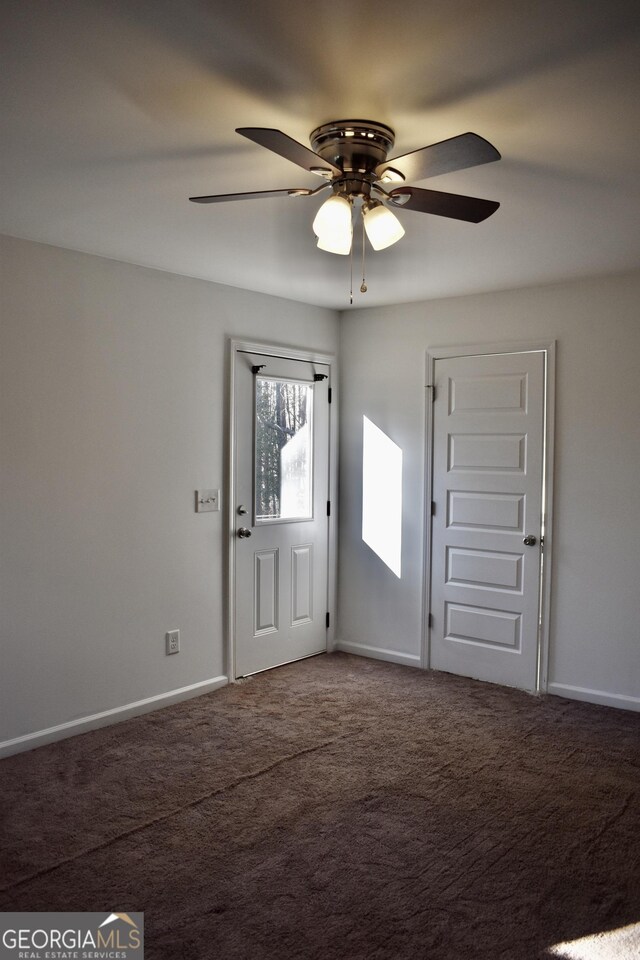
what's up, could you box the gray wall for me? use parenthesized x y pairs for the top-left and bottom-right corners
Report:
(0, 235), (339, 746)
(3, 233), (639, 752)
(337, 271), (640, 710)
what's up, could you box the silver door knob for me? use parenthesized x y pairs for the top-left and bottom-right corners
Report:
(237, 527), (252, 539)
(523, 535), (537, 546)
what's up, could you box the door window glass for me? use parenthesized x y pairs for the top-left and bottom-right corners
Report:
(255, 378), (313, 521)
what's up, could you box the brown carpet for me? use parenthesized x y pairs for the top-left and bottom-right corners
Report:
(1, 653), (639, 959)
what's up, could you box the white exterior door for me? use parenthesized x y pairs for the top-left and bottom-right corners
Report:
(429, 351), (545, 691)
(233, 350), (330, 677)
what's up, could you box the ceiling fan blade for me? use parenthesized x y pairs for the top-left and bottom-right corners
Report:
(189, 188), (313, 203)
(236, 128), (341, 177)
(376, 132), (500, 183)
(388, 186), (499, 223)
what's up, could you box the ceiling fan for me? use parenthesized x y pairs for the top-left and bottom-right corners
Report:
(189, 120), (501, 256)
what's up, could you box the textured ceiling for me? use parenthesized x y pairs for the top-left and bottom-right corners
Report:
(1, 0), (639, 309)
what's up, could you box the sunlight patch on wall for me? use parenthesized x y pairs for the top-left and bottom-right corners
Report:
(362, 416), (402, 578)
(548, 922), (640, 959)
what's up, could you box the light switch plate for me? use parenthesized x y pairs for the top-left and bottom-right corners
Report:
(195, 489), (220, 513)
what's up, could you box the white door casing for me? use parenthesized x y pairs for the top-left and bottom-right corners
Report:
(428, 350), (547, 691)
(230, 345), (333, 678)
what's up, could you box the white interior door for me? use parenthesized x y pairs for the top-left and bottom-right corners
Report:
(233, 350), (330, 677)
(429, 351), (545, 691)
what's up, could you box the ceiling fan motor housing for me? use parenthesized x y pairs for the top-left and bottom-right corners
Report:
(310, 120), (395, 195)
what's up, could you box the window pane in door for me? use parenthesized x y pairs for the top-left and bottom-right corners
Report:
(255, 378), (313, 521)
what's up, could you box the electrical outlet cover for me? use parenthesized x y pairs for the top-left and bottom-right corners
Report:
(166, 630), (180, 655)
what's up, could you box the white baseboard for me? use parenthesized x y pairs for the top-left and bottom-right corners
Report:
(335, 640), (421, 669)
(0, 675), (228, 758)
(547, 681), (640, 713)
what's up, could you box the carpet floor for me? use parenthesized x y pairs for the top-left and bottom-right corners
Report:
(1, 653), (639, 959)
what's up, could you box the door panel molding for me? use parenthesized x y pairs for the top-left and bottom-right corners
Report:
(228, 339), (338, 680)
(423, 340), (555, 692)
(254, 548), (279, 635)
(291, 543), (314, 626)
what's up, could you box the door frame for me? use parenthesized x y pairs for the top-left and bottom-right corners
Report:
(227, 338), (338, 681)
(423, 340), (556, 692)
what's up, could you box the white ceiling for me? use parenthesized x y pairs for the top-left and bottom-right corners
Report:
(1, 0), (639, 310)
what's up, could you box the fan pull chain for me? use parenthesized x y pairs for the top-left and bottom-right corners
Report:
(349, 220), (354, 305)
(360, 216), (367, 294)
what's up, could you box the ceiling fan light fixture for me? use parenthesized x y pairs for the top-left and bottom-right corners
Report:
(362, 202), (405, 251)
(313, 194), (353, 255)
